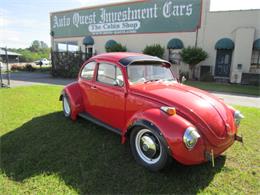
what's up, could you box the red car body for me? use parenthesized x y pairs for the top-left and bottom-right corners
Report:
(60, 52), (243, 170)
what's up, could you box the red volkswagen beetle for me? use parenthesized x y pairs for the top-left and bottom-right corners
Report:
(60, 52), (243, 171)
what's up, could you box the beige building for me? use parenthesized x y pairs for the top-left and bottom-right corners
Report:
(50, 0), (260, 84)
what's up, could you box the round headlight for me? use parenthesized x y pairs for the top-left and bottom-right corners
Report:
(183, 127), (200, 150)
(234, 110), (244, 126)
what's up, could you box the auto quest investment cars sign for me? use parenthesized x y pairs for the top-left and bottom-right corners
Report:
(50, 0), (202, 38)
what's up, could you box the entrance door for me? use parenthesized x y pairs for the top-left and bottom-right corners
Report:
(215, 50), (232, 77)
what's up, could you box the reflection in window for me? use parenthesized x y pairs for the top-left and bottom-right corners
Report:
(224, 54), (229, 64)
(251, 50), (260, 65)
(81, 62), (96, 80)
(97, 63), (124, 86)
(56, 42), (79, 52)
(128, 64), (175, 84)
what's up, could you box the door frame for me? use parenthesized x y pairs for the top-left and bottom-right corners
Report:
(214, 49), (233, 78)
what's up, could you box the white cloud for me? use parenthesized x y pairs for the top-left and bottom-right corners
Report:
(0, 29), (27, 48)
(0, 17), (12, 27)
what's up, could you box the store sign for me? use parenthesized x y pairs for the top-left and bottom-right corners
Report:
(50, 0), (202, 37)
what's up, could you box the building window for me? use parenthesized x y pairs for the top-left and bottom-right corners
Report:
(251, 50), (260, 66)
(56, 42), (79, 52)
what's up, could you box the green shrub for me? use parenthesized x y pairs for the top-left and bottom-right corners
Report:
(25, 64), (36, 72)
(11, 64), (36, 72)
(106, 43), (127, 52)
(143, 44), (165, 58)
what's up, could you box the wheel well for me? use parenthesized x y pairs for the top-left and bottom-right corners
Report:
(126, 120), (172, 155)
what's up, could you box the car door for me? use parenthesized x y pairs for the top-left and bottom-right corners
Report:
(91, 62), (126, 130)
(78, 61), (97, 115)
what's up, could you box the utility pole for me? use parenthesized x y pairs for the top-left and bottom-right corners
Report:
(0, 60), (3, 87)
(195, 25), (199, 48)
(5, 47), (10, 86)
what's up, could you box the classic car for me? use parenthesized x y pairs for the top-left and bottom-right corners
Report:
(60, 52), (243, 171)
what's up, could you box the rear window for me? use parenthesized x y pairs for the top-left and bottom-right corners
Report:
(128, 64), (175, 84)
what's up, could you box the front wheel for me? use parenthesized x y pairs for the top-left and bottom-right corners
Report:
(130, 127), (171, 171)
(62, 95), (71, 118)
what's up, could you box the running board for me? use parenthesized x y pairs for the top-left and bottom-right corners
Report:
(78, 112), (122, 135)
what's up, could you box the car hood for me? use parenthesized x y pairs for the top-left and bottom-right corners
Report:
(130, 82), (235, 144)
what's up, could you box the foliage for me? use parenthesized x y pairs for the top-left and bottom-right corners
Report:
(29, 40), (48, 52)
(0, 86), (259, 194)
(106, 43), (127, 52)
(51, 51), (87, 78)
(11, 64), (25, 71)
(180, 46), (208, 79)
(185, 81), (260, 96)
(11, 64), (36, 72)
(9, 40), (50, 62)
(180, 46), (208, 67)
(143, 44), (165, 58)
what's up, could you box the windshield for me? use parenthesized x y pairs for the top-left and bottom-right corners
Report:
(127, 64), (175, 84)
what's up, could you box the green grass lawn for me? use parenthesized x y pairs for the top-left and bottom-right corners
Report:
(185, 81), (260, 96)
(0, 86), (259, 194)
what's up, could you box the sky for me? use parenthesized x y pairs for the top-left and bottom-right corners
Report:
(1, 0), (260, 49)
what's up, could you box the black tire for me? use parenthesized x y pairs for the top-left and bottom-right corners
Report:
(130, 127), (171, 171)
(62, 95), (71, 118)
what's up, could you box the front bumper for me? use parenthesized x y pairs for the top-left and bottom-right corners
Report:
(169, 133), (242, 166)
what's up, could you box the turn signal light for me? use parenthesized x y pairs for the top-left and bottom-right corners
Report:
(160, 107), (177, 116)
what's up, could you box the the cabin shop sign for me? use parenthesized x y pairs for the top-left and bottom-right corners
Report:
(51, 0), (201, 37)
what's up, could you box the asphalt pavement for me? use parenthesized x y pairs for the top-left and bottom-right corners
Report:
(1, 72), (259, 108)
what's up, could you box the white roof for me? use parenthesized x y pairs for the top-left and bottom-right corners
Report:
(0, 48), (21, 56)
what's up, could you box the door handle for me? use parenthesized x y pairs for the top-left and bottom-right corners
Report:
(91, 86), (97, 90)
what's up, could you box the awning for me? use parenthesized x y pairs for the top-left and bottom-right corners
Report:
(83, 36), (94, 45)
(167, 38), (184, 49)
(253, 39), (260, 50)
(215, 38), (234, 50)
(105, 40), (117, 48)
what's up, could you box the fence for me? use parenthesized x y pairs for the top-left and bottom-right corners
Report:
(51, 51), (91, 78)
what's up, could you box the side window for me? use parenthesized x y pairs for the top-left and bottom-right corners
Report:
(97, 63), (124, 86)
(81, 62), (96, 80)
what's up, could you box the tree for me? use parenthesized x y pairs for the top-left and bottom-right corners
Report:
(29, 40), (41, 52)
(180, 46), (208, 80)
(143, 44), (164, 58)
(40, 41), (48, 49)
(106, 43), (127, 52)
(29, 40), (48, 52)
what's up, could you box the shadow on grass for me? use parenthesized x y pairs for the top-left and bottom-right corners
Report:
(1, 112), (226, 194)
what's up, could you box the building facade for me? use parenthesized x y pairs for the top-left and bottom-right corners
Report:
(50, 0), (260, 84)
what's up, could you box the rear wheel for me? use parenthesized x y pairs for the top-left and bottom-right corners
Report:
(130, 127), (171, 171)
(62, 95), (71, 118)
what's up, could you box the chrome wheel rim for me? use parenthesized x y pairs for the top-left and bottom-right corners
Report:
(63, 96), (70, 115)
(135, 129), (161, 164)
